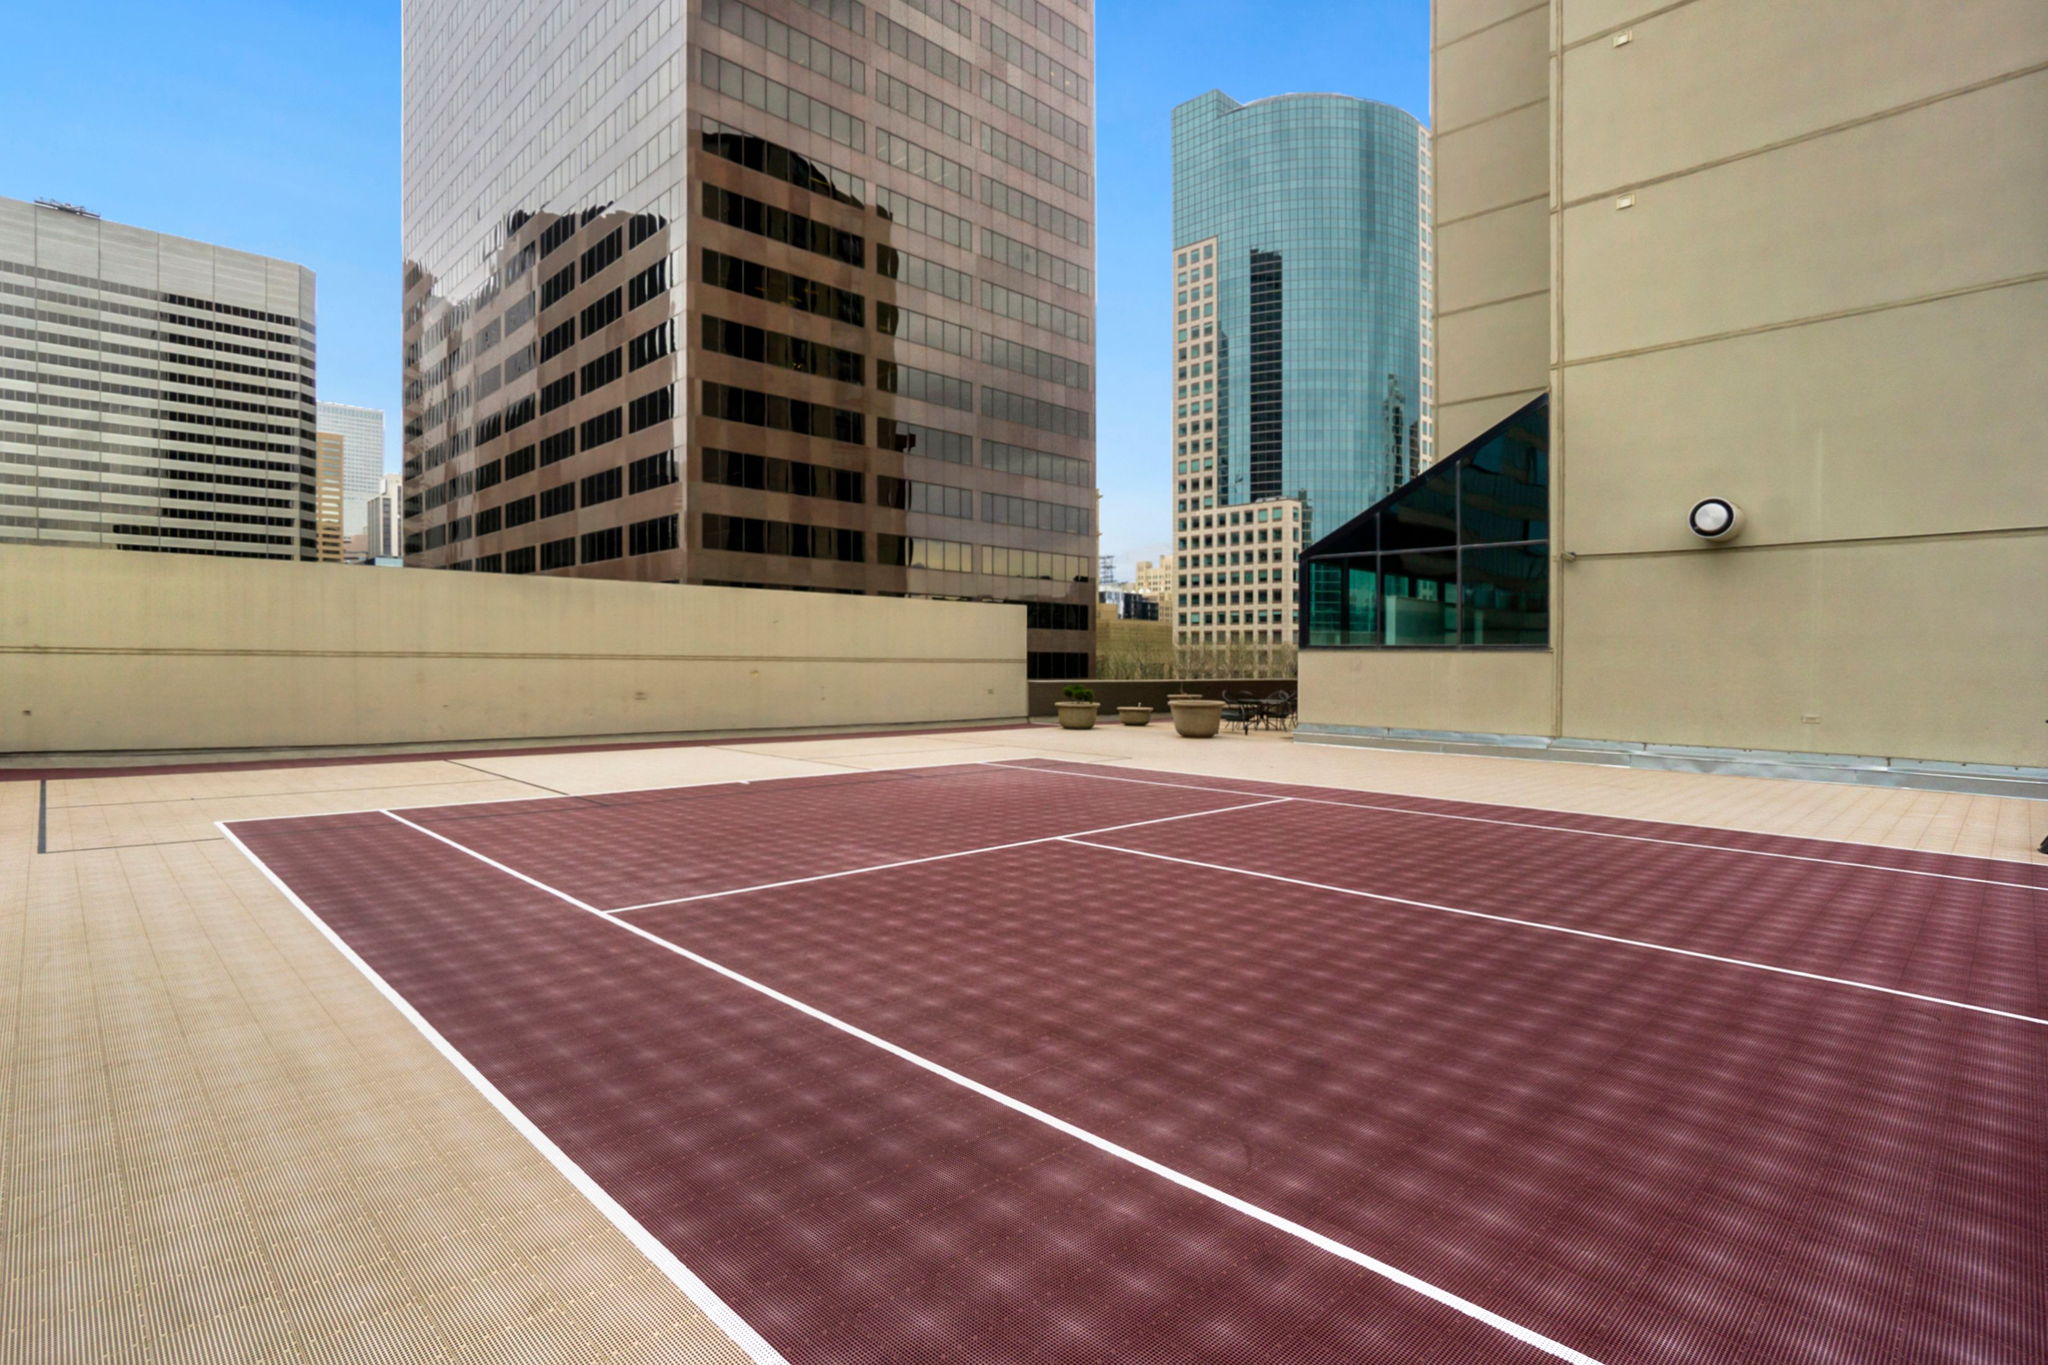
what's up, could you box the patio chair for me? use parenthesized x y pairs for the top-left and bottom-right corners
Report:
(1262, 690), (1297, 729)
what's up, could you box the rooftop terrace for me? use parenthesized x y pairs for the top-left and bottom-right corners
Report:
(4, 724), (2043, 1362)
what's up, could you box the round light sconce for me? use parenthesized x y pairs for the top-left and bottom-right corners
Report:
(1687, 497), (1744, 544)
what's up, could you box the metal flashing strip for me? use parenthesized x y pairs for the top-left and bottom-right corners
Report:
(1294, 726), (2048, 801)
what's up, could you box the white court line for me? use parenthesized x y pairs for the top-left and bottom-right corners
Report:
(1059, 838), (2048, 1029)
(213, 822), (793, 1365)
(374, 810), (1603, 1364)
(606, 797), (1290, 914)
(991, 761), (2048, 891)
(203, 758), (1018, 839)
(375, 755), (1033, 819)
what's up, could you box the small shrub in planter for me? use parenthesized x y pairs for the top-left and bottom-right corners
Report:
(1055, 684), (1099, 730)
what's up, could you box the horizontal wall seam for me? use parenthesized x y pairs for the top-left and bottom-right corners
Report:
(1559, 0), (1706, 52)
(1560, 270), (2048, 369)
(1437, 192), (1549, 231)
(1564, 525), (2048, 561)
(1433, 0), (1550, 54)
(0, 648), (1023, 665)
(1434, 94), (1548, 140)
(1559, 59), (2048, 208)
(1437, 385), (1549, 410)
(1438, 287), (1548, 321)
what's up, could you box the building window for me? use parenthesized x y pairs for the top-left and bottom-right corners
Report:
(1302, 395), (1548, 649)
(628, 450), (679, 492)
(702, 513), (864, 562)
(629, 515), (680, 555)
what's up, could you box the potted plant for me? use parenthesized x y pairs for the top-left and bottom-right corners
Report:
(1055, 684), (1099, 730)
(1116, 705), (1153, 726)
(1169, 696), (1225, 738)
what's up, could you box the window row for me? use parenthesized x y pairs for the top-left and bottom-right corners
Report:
(703, 512), (865, 562)
(703, 380), (864, 444)
(700, 51), (865, 153)
(1304, 547), (1548, 648)
(981, 125), (1089, 198)
(703, 248), (866, 326)
(983, 334), (1089, 390)
(702, 0), (866, 93)
(702, 316), (865, 385)
(876, 73), (971, 144)
(876, 127), (973, 197)
(875, 13), (970, 84)
(703, 184), (865, 267)
(877, 476), (973, 519)
(701, 118), (866, 208)
(703, 446), (864, 503)
(981, 175), (1090, 247)
(983, 491), (1089, 536)
(876, 304), (971, 356)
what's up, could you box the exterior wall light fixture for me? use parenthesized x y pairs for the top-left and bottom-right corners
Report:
(1687, 497), (1745, 544)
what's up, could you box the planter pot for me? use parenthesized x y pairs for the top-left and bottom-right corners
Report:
(1166, 692), (1202, 702)
(1117, 706), (1154, 727)
(1169, 699), (1224, 739)
(1055, 701), (1099, 730)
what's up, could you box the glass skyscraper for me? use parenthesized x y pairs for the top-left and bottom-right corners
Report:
(402, 0), (1099, 677)
(1169, 90), (1429, 649)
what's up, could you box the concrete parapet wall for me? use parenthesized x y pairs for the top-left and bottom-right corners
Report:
(0, 546), (1025, 754)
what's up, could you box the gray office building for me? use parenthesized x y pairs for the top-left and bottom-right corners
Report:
(0, 196), (319, 559)
(316, 401), (386, 539)
(403, 0), (1099, 676)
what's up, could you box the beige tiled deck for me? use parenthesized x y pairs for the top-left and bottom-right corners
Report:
(4, 724), (2042, 1364)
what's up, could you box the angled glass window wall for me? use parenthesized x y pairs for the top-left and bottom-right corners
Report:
(1302, 395), (1548, 648)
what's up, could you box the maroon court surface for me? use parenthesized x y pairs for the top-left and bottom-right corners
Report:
(225, 759), (2047, 1364)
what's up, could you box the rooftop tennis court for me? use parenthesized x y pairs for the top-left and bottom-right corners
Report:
(222, 756), (2045, 1364)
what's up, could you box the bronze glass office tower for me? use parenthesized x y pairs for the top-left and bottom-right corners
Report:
(402, 0), (1097, 676)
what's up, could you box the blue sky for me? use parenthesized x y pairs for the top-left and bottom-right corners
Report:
(0, 0), (1428, 572)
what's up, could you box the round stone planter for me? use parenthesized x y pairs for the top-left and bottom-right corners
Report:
(1116, 706), (1154, 727)
(1055, 701), (1099, 730)
(1166, 692), (1202, 703)
(1169, 699), (1224, 739)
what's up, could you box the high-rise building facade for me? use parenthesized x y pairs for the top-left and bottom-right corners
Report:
(0, 196), (319, 560)
(1132, 552), (1174, 625)
(402, 0), (1098, 677)
(367, 472), (404, 560)
(1168, 91), (1430, 654)
(315, 401), (386, 539)
(314, 431), (347, 561)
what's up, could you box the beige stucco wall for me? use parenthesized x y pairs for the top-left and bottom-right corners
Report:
(1300, 648), (1556, 739)
(1431, 0), (1551, 452)
(0, 546), (1026, 753)
(1303, 1), (2048, 769)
